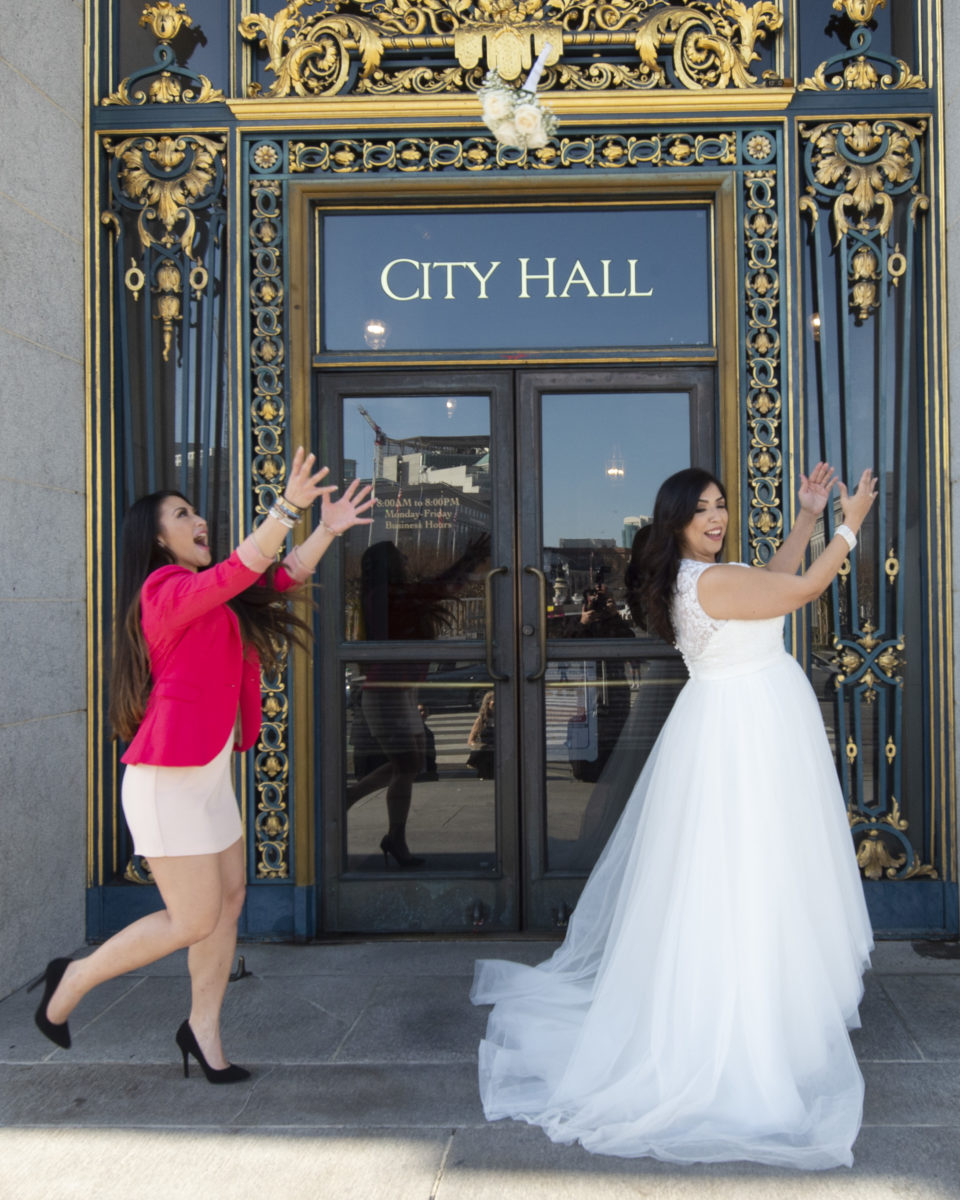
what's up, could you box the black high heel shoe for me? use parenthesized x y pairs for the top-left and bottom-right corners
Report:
(380, 833), (426, 870)
(28, 958), (72, 1049)
(175, 1020), (250, 1084)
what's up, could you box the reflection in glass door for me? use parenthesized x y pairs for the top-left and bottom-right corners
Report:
(316, 372), (518, 933)
(341, 391), (497, 873)
(315, 368), (716, 932)
(515, 371), (716, 927)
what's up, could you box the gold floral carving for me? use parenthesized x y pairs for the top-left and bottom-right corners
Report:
(241, 0), (784, 96)
(743, 165), (783, 561)
(103, 133), (226, 361)
(800, 119), (926, 324)
(849, 800), (938, 880)
(103, 1), (225, 105)
(802, 120), (924, 244)
(799, 0), (924, 92)
(140, 1), (192, 41)
(833, 0), (884, 20)
(830, 623), (904, 704)
(107, 134), (223, 254)
(801, 55), (923, 94)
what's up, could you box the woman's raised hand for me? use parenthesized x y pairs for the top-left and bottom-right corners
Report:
(838, 468), (879, 531)
(320, 478), (375, 536)
(282, 446), (339, 511)
(798, 461), (838, 516)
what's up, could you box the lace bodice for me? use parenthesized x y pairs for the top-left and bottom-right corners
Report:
(672, 559), (788, 678)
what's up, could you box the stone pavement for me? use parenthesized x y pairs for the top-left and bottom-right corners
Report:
(0, 939), (958, 1200)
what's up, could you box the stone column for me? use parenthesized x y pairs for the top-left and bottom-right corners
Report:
(0, 0), (86, 996)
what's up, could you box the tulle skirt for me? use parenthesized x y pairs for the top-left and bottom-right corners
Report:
(471, 653), (873, 1169)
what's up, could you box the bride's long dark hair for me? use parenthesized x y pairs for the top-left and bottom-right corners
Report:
(109, 490), (311, 742)
(625, 467), (727, 644)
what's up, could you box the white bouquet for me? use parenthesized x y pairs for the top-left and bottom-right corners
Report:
(479, 45), (558, 151)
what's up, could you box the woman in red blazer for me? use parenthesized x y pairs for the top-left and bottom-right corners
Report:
(31, 448), (372, 1082)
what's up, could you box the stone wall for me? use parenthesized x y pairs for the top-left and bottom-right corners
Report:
(946, 4), (960, 902)
(0, 0), (86, 996)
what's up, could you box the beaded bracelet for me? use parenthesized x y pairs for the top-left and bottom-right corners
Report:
(273, 498), (303, 525)
(267, 503), (296, 529)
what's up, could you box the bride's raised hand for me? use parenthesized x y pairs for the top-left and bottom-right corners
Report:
(798, 461), (838, 516)
(320, 478), (375, 536)
(838, 468), (879, 531)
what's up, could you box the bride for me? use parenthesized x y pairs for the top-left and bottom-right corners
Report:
(471, 462), (877, 1169)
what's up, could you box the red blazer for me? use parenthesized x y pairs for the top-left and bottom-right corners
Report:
(121, 542), (304, 767)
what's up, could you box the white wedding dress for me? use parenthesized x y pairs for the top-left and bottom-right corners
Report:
(471, 559), (874, 1169)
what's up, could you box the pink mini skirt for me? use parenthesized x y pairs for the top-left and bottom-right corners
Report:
(121, 731), (243, 857)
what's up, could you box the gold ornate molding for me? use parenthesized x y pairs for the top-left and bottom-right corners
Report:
(800, 118), (926, 323)
(102, 132), (226, 360)
(799, 0), (924, 92)
(240, 0), (784, 98)
(102, 1), (225, 105)
(850, 801), (938, 880)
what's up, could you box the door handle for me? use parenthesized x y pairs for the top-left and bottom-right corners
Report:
(524, 565), (548, 681)
(484, 566), (508, 682)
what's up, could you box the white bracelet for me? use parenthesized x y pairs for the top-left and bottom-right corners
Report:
(835, 524), (857, 552)
(321, 520), (341, 538)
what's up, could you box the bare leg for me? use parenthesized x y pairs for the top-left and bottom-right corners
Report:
(45, 851), (227, 1027)
(345, 760), (393, 807)
(186, 839), (246, 1069)
(384, 737), (425, 852)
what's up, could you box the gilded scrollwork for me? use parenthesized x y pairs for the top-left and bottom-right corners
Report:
(255, 658), (291, 877)
(743, 159), (782, 562)
(249, 175), (293, 877)
(102, 1), (225, 106)
(802, 119), (924, 245)
(800, 109), (934, 882)
(240, 0), (783, 96)
(830, 623), (903, 704)
(800, 118), (926, 323)
(287, 128), (737, 174)
(799, 0), (924, 92)
(850, 801), (938, 881)
(102, 132), (226, 361)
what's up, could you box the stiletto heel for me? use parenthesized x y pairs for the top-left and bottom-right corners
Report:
(379, 834), (425, 870)
(174, 1020), (250, 1084)
(28, 958), (72, 1049)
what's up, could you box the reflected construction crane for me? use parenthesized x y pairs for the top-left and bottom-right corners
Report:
(356, 404), (488, 484)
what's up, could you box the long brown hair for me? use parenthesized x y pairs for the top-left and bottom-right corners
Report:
(624, 468), (727, 644)
(109, 491), (311, 742)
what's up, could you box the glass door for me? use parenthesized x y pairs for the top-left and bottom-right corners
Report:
(316, 371), (518, 932)
(314, 367), (716, 932)
(515, 369), (715, 928)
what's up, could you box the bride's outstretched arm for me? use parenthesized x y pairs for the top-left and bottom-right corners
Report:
(765, 462), (837, 575)
(698, 468), (877, 621)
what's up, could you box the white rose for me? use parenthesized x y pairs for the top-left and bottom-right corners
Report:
(494, 120), (520, 147)
(482, 91), (513, 123)
(523, 128), (550, 150)
(514, 103), (543, 136)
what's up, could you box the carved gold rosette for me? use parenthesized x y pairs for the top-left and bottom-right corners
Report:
(240, 0), (784, 96)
